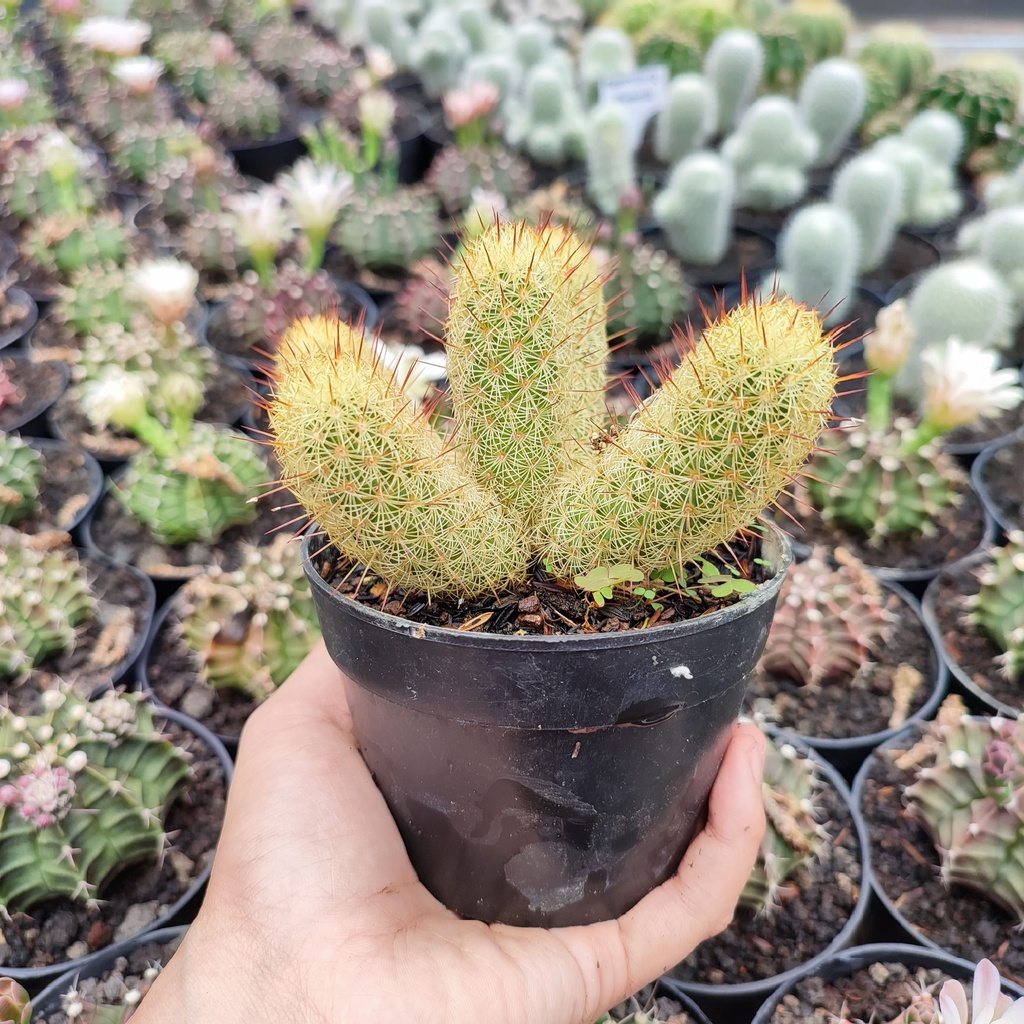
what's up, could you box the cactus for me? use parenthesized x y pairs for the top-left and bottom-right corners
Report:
(976, 206), (1024, 315)
(0, 435), (44, 528)
(901, 695), (1024, 924)
(248, 23), (351, 102)
(585, 103), (637, 219)
(967, 531), (1024, 681)
(771, 0), (851, 65)
(603, 243), (693, 345)
(505, 65), (586, 167)
(870, 136), (963, 230)
(336, 185), (441, 272)
(0, 364), (17, 410)
(425, 144), (532, 217)
(578, 26), (634, 104)
(830, 154), (903, 274)
(108, 121), (206, 183)
(0, 687), (191, 914)
(203, 72), (283, 141)
(759, 547), (895, 688)
(798, 58), (867, 169)
(0, 978), (30, 1024)
(410, 8), (471, 100)
(652, 150), (736, 265)
(653, 73), (717, 166)
(391, 259), (452, 343)
(178, 535), (321, 702)
(269, 224), (836, 596)
(151, 30), (220, 102)
(773, 203), (859, 328)
(58, 965), (162, 1024)
(985, 162), (1024, 211)
(757, 25), (807, 94)
(902, 110), (965, 168)
(739, 737), (827, 913)
(113, 423), (266, 545)
(0, 529), (96, 678)
(22, 212), (132, 281)
(721, 96), (818, 211)
(807, 421), (965, 542)
(704, 28), (764, 135)
(511, 180), (596, 234)
(55, 265), (135, 337)
(858, 21), (935, 99)
(510, 18), (555, 73)
(178, 209), (242, 281)
(634, 21), (703, 78)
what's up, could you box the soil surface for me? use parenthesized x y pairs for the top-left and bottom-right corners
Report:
(746, 594), (936, 740)
(976, 438), (1024, 532)
(861, 232), (941, 295)
(861, 739), (1024, 986)
(16, 443), (97, 534)
(644, 230), (775, 290)
(0, 720), (225, 973)
(667, 781), (861, 986)
(314, 530), (772, 636)
(609, 984), (698, 1023)
(0, 357), (66, 431)
(929, 563), (1023, 712)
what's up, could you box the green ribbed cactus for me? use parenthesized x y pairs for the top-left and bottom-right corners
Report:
(585, 103), (637, 218)
(902, 110), (965, 168)
(740, 737), (826, 913)
(179, 534), (321, 702)
(204, 73), (283, 141)
(0, 435), (44, 527)
(830, 153), (903, 273)
(653, 150), (736, 265)
(903, 696), (1024, 923)
(603, 243), (692, 345)
(858, 21), (935, 99)
(772, 0), (851, 64)
(758, 25), (807, 94)
(773, 202), (859, 327)
(967, 532), (1024, 681)
(113, 424), (266, 546)
(336, 186), (441, 272)
(505, 65), (585, 167)
(807, 422), (965, 542)
(0, 529), (96, 679)
(653, 73), (717, 166)
(798, 58), (867, 169)
(704, 28), (764, 135)
(0, 688), (191, 914)
(269, 223), (837, 597)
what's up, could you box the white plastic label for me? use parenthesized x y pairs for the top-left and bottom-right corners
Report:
(597, 65), (670, 153)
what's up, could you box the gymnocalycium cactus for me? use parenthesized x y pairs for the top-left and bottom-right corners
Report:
(704, 28), (764, 136)
(0, 435), (44, 527)
(830, 153), (903, 274)
(740, 736), (827, 914)
(0, 687), (191, 914)
(336, 185), (441, 273)
(653, 73), (717, 166)
(798, 57), (867, 169)
(179, 534), (321, 702)
(653, 150), (736, 265)
(269, 221), (837, 597)
(967, 531), (1024, 681)
(0, 529), (95, 679)
(760, 547), (895, 688)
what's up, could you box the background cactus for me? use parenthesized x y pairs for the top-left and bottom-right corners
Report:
(578, 26), (634, 103)
(870, 135), (962, 230)
(653, 73), (717, 166)
(602, 243), (693, 346)
(410, 8), (471, 99)
(759, 547), (895, 688)
(798, 58), (867, 169)
(178, 535), (321, 703)
(975, 206), (1024, 315)
(757, 24), (808, 94)
(22, 212), (131, 280)
(967, 531), (1024, 682)
(770, 0), (851, 64)
(857, 20), (935, 99)
(739, 737), (827, 913)
(0, 979), (29, 1024)
(0, 529), (96, 679)
(902, 109), (965, 168)
(585, 102), (637, 219)
(336, 186), (441, 272)
(830, 153), (903, 274)
(425, 145), (532, 217)
(202, 72), (283, 140)
(0, 688), (191, 914)
(248, 22), (351, 102)
(772, 202), (859, 327)
(391, 260), (453, 343)
(654, 151), (736, 269)
(0, 435), (44, 528)
(505, 65), (586, 167)
(704, 28), (763, 136)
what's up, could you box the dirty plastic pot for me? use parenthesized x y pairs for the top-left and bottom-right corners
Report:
(0, 354), (70, 436)
(972, 433), (1024, 538)
(304, 526), (792, 928)
(750, 942), (1024, 1024)
(228, 131), (306, 182)
(0, 288), (39, 351)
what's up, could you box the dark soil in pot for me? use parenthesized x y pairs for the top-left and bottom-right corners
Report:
(609, 983), (710, 1024)
(0, 355), (68, 434)
(15, 439), (103, 535)
(973, 436), (1024, 535)
(0, 288), (39, 349)
(860, 232), (940, 296)
(0, 715), (227, 978)
(640, 227), (775, 290)
(320, 245), (416, 305)
(3, 556), (155, 714)
(857, 732), (1024, 986)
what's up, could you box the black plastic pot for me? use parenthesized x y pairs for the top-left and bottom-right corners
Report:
(28, 926), (187, 1012)
(972, 434), (1024, 538)
(0, 354), (70, 436)
(0, 289), (40, 351)
(27, 437), (105, 539)
(0, 233), (18, 275)
(305, 526), (792, 928)
(227, 132), (306, 183)
(750, 942), (1024, 1024)
(660, 739), (871, 1024)
(639, 226), (776, 291)
(763, 579), (948, 784)
(0, 707), (231, 987)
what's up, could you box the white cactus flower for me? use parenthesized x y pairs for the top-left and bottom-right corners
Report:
(132, 258), (199, 326)
(0, 79), (29, 110)
(921, 338), (1024, 433)
(112, 56), (164, 94)
(358, 89), (397, 138)
(72, 17), (152, 56)
(227, 187), (294, 256)
(939, 958), (1024, 1024)
(38, 129), (88, 181)
(865, 299), (916, 376)
(78, 368), (148, 432)
(277, 158), (354, 235)
(374, 340), (447, 404)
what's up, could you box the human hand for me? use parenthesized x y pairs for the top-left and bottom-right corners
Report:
(137, 640), (766, 1024)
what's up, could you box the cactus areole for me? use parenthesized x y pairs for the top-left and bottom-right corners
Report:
(268, 220), (837, 926)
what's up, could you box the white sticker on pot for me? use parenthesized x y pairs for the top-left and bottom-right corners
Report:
(598, 65), (670, 153)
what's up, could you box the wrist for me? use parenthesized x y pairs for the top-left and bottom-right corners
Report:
(131, 946), (187, 1023)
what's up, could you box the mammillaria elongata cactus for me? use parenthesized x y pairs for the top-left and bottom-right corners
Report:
(798, 57), (867, 168)
(653, 73), (717, 166)
(269, 221), (837, 597)
(0, 687), (191, 914)
(967, 532), (1024, 681)
(653, 150), (736, 265)
(830, 153), (903, 273)
(703, 28), (764, 135)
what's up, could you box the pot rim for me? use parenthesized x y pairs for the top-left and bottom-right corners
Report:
(971, 432), (1024, 538)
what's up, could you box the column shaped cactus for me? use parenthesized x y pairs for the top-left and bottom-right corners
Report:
(653, 73), (717, 166)
(704, 28), (764, 136)
(652, 150), (736, 265)
(798, 58), (867, 168)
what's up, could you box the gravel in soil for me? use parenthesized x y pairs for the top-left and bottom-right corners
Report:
(0, 357), (66, 431)
(38, 934), (184, 1024)
(976, 438), (1024, 532)
(861, 740), (1024, 986)
(746, 594), (936, 740)
(930, 564), (1023, 712)
(667, 781), (861, 986)
(0, 720), (225, 972)
(17, 444), (97, 534)
(609, 984), (697, 1023)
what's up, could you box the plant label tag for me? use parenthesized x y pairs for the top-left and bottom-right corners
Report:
(598, 65), (670, 152)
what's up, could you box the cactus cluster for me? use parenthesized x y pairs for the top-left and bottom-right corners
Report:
(901, 696), (1024, 923)
(248, 22), (351, 102)
(653, 150), (736, 265)
(178, 535), (321, 702)
(0, 687), (191, 914)
(967, 532), (1024, 682)
(585, 102), (637, 218)
(0, 435), (44, 528)
(797, 58), (867, 168)
(653, 73), (717, 166)
(759, 547), (895, 688)
(740, 737), (827, 914)
(22, 211), (131, 280)
(425, 144), (532, 217)
(704, 28), (763, 135)
(0, 529), (96, 678)
(602, 243), (693, 345)
(269, 222), (837, 597)
(336, 185), (441, 272)
(108, 120), (205, 183)
(830, 153), (903, 274)
(504, 65), (586, 167)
